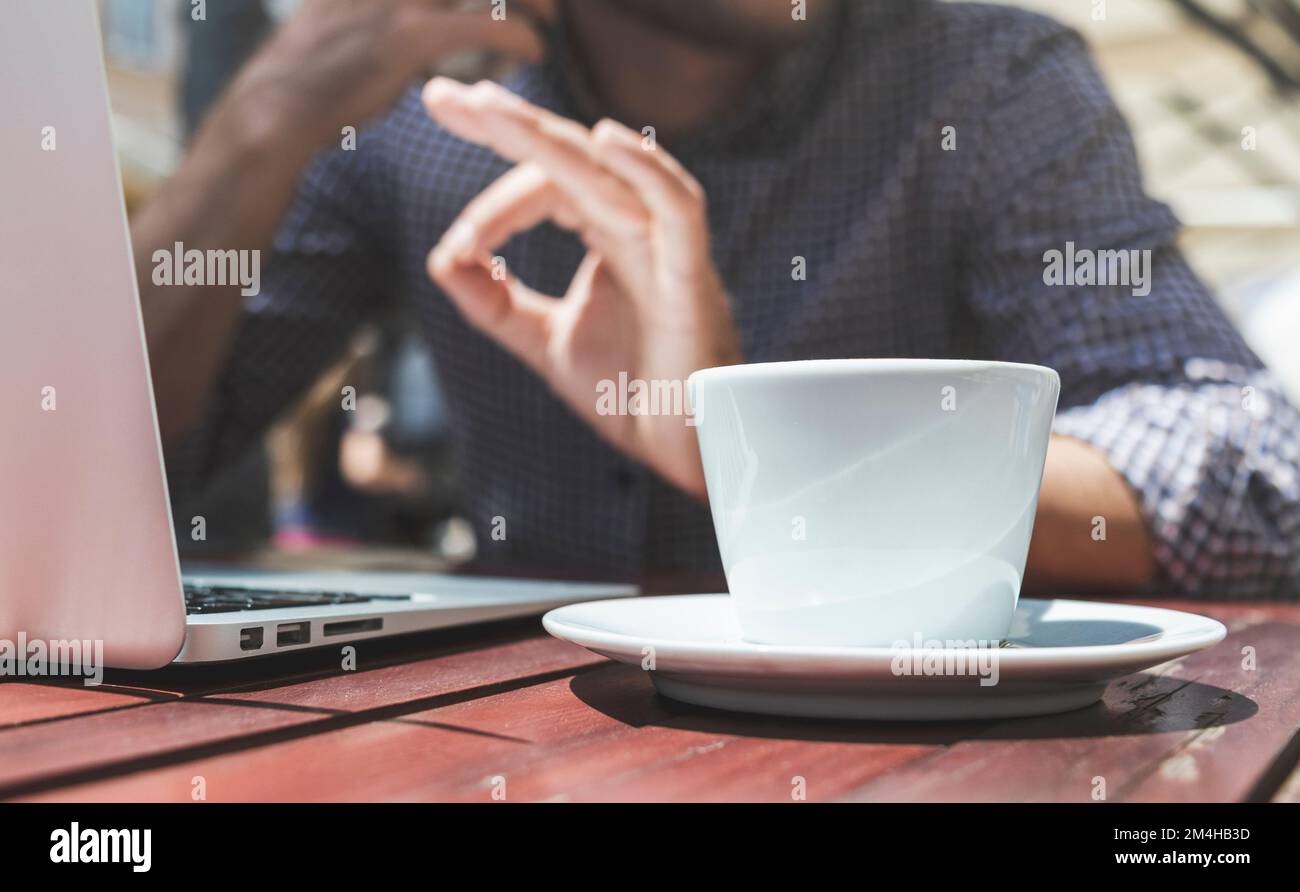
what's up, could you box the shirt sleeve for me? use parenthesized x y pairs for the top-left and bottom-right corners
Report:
(164, 137), (395, 509)
(960, 17), (1300, 599)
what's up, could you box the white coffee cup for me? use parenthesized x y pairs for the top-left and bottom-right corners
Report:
(688, 359), (1060, 647)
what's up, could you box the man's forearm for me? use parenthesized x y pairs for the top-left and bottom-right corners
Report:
(132, 95), (319, 446)
(1023, 434), (1156, 594)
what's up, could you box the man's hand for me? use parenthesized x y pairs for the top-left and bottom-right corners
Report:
(423, 77), (742, 498)
(221, 0), (553, 148)
(139, 1), (553, 444)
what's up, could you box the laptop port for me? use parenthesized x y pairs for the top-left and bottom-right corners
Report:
(239, 627), (264, 651)
(323, 618), (383, 637)
(276, 622), (311, 647)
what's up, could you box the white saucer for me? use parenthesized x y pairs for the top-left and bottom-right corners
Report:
(542, 595), (1226, 720)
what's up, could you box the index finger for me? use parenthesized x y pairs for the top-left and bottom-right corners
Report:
(432, 163), (581, 266)
(424, 78), (649, 241)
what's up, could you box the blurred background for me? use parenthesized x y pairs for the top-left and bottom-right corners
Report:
(100, 0), (1300, 562)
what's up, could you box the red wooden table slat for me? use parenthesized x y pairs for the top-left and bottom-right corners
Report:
(0, 631), (602, 798)
(5, 596), (1300, 802)
(28, 660), (976, 802)
(26, 603), (1300, 803)
(0, 683), (163, 728)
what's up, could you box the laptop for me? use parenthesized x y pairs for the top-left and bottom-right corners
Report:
(0, 1), (635, 669)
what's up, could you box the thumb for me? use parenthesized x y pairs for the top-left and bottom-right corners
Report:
(427, 250), (554, 374)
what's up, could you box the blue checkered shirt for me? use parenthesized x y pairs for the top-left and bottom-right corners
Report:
(171, 1), (1300, 598)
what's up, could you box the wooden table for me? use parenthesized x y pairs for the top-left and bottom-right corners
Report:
(4, 579), (1300, 803)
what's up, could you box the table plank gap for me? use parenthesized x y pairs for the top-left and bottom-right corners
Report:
(0, 682), (173, 728)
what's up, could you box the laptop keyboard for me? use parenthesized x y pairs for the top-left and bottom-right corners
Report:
(183, 583), (410, 615)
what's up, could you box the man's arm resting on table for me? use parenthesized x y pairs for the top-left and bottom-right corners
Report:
(1024, 435), (1155, 594)
(956, 20), (1300, 599)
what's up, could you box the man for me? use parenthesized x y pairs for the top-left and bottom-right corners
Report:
(135, 0), (1300, 597)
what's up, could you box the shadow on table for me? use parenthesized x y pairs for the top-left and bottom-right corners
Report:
(566, 664), (1257, 745)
